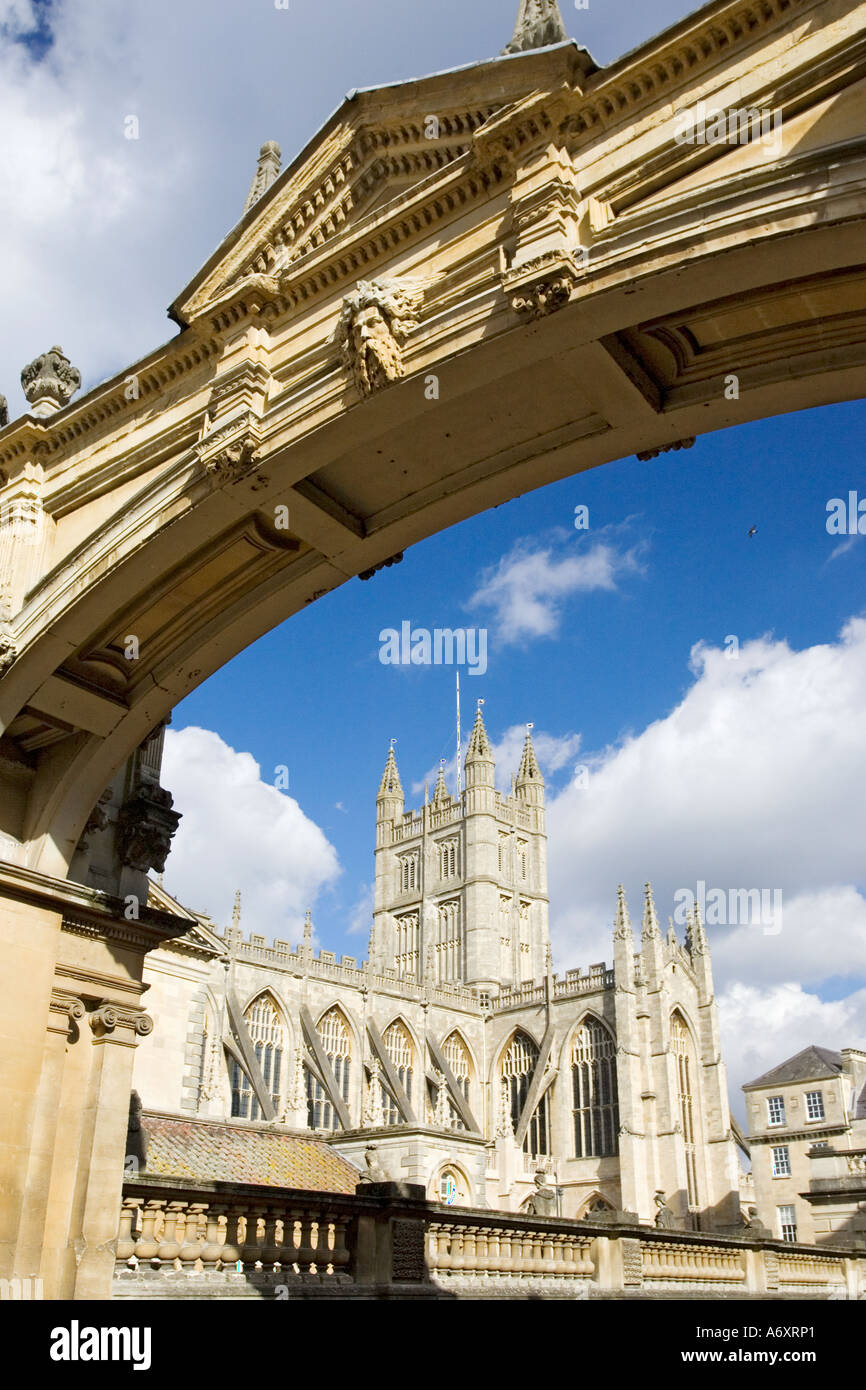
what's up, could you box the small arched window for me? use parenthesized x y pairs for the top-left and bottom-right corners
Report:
(230, 994), (285, 1122)
(307, 1007), (351, 1131)
(571, 1018), (618, 1158)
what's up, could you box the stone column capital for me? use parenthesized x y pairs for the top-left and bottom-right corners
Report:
(89, 1002), (154, 1041)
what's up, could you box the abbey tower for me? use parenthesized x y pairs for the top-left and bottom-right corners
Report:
(371, 708), (549, 994)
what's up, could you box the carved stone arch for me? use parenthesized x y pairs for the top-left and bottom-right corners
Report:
(429, 1158), (473, 1208)
(557, 1009), (616, 1073)
(441, 1026), (477, 1082)
(239, 985), (295, 1051)
(577, 1189), (616, 1220)
(491, 1024), (541, 1088)
(380, 1011), (421, 1070)
(668, 1004), (700, 1053)
(314, 1000), (361, 1059)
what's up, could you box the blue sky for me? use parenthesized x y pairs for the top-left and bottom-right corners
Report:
(2, 0), (865, 1097)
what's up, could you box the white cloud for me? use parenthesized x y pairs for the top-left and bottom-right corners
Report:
(547, 616), (866, 1003)
(718, 982), (866, 1122)
(468, 531), (644, 643)
(160, 726), (340, 940)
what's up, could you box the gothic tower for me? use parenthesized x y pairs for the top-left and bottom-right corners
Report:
(369, 709), (550, 995)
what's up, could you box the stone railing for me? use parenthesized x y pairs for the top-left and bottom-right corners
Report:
(113, 1179), (866, 1301)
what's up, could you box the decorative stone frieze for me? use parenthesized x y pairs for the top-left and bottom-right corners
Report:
(636, 438), (696, 462)
(337, 277), (427, 398)
(20, 346), (81, 416)
(195, 411), (263, 484)
(505, 251), (581, 319)
(89, 1002), (154, 1039)
(116, 785), (181, 875)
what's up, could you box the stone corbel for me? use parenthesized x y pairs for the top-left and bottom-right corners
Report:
(116, 785), (181, 875)
(89, 1002), (154, 1040)
(195, 410), (264, 486)
(504, 251), (583, 320)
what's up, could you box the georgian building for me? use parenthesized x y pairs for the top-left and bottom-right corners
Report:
(133, 707), (742, 1227)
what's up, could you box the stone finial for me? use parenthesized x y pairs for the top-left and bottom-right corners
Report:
(465, 702), (493, 761)
(516, 724), (543, 784)
(232, 889), (242, 928)
(613, 884), (633, 941)
(302, 909), (313, 952)
(503, 0), (568, 55)
(642, 882), (662, 940)
(0, 393), (8, 428)
(434, 1070), (451, 1129)
(377, 744), (403, 798)
(21, 346), (81, 416)
(432, 761), (449, 805)
(243, 140), (282, 215)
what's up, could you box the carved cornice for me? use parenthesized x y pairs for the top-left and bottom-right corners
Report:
(195, 412), (264, 485)
(504, 251), (583, 318)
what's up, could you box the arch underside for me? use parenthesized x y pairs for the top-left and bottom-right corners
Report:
(2, 147), (866, 870)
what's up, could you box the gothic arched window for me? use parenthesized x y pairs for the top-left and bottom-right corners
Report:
(230, 994), (285, 1122)
(438, 837), (458, 880)
(671, 1012), (699, 1208)
(443, 1031), (471, 1130)
(382, 1019), (414, 1125)
(307, 1007), (351, 1131)
(436, 899), (463, 983)
(571, 1017), (619, 1158)
(501, 1031), (549, 1156)
(398, 852), (419, 895)
(394, 912), (419, 978)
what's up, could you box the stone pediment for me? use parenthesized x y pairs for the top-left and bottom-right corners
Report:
(169, 44), (594, 327)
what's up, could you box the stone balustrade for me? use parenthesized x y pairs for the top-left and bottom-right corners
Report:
(114, 1177), (866, 1301)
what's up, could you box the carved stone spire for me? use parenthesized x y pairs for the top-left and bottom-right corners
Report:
(686, 904), (708, 957)
(613, 884), (633, 941)
(21, 346), (81, 417)
(232, 890), (242, 929)
(503, 0), (568, 55)
(642, 882), (662, 941)
(243, 140), (281, 215)
(378, 744), (403, 798)
(432, 760), (449, 805)
(516, 724), (543, 785)
(667, 916), (679, 948)
(465, 702), (492, 762)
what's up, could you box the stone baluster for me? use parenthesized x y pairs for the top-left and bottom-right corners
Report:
(463, 1226), (478, 1274)
(199, 1206), (225, 1270)
(433, 1226), (452, 1272)
(541, 1232), (555, 1273)
(486, 1228), (501, 1276)
(260, 1208), (282, 1270)
(498, 1229), (514, 1275)
(293, 1207), (316, 1276)
(474, 1227), (490, 1273)
(178, 1203), (207, 1268)
(134, 1200), (164, 1261)
(116, 1199), (139, 1264)
(529, 1232), (544, 1275)
(219, 1204), (243, 1267)
(449, 1227), (466, 1273)
(157, 1202), (185, 1265)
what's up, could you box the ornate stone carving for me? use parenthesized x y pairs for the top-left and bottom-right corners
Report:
(49, 990), (86, 1037)
(21, 346), (81, 416)
(0, 626), (17, 675)
(391, 1218), (426, 1282)
(525, 1171), (557, 1217)
(195, 412), (263, 485)
(0, 394), (7, 428)
(357, 1142), (389, 1184)
(116, 785), (181, 874)
(337, 277), (427, 398)
(621, 1237), (643, 1285)
(495, 1077), (514, 1137)
(90, 1003), (154, 1038)
(243, 140), (282, 215)
(653, 1190), (682, 1230)
(77, 788), (112, 853)
(636, 438), (696, 462)
(503, 0), (568, 55)
(433, 1069), (451, 1129)
(510, 270), (576, 320)
(363, 1058), (386, 1128)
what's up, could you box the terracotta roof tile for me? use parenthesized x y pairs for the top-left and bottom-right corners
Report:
(140, 1112), (359, 1194)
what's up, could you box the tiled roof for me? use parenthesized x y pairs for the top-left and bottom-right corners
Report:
(744, 1045), (843, 1090)
(139, 1112), (360, 1194)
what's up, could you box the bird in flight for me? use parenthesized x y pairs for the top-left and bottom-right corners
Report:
(748, 526), (758, 538)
